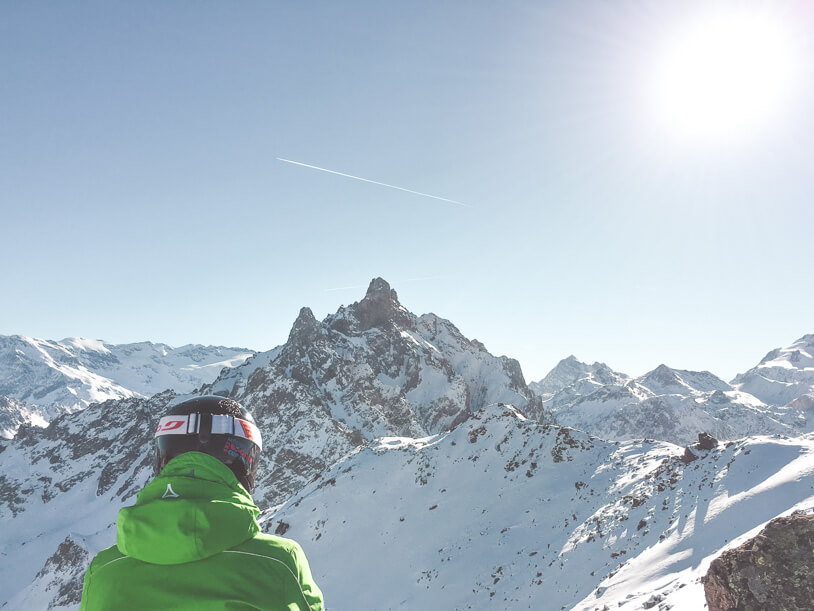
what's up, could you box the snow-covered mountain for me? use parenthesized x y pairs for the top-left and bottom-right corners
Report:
(265, 405), (814, 610)
(529, 355), (628, 400)
(0, 335), (253, 436)
(5, 398), (813, 610)
(0, 278), (542, 607)
(1, 280), (811, 609)
(732, 333), (814, 407)
(534, 353), (813, 445)
(207, 278), (540, 434)
(201, 277), (541, 508)
(530, 357), (631, 416)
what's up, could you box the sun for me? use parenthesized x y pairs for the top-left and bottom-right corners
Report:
(647, 9), (800, 147)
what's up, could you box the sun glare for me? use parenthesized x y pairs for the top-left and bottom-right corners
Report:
(648, 9), (800, 147)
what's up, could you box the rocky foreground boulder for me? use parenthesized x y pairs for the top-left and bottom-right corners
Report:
(704, 512), (814, 610)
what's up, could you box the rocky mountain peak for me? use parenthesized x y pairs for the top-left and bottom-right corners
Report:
(353, 277), (412, 331)
(287, 307), (319, 344)
(365, 277), (394, 298)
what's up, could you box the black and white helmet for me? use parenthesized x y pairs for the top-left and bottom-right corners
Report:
(154, 396), (263, 492)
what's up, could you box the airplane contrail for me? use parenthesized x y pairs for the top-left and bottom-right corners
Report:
(276, 157), (469, 207)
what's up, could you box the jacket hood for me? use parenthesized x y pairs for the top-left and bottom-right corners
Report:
(117, 452), (260, 565)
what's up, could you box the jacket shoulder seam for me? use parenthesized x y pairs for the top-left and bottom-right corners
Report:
(96, 554), (130, 572)
(221, 549), (311, 609)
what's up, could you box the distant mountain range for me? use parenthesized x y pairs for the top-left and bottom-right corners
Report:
(530, 334), (814, 444)
(0, 336), (253, 437)
(0, 278), (811, 609)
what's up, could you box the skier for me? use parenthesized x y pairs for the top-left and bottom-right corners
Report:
(79, 395), (324, 610)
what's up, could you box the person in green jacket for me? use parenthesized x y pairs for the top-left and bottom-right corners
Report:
(80, 396), (324, 611)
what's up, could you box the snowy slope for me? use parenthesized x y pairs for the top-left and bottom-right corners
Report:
(534, 358), (811, 445)
(732, 333), (814, 406)
(265, 405), (814, 610)
(0, 335), (252, 435)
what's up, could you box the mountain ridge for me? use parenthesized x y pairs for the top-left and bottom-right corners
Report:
(532, 339), (814, 444)
(0, 335), (253, 437)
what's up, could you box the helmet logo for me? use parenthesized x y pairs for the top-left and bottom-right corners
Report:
(162, 483), (180, 499)
(156, 419), (186, 434)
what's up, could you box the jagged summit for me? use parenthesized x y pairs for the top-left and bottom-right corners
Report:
(365, 277), (395, 298)
(206, 277), (541, 444)
(287, 307), (319, 344)
(352, 277), (412, 331)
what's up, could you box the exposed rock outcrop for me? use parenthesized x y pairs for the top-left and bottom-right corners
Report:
(696, 432), (718, 450)
(704, 512), (814, 610)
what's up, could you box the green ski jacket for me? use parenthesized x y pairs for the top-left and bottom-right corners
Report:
(80, 452), (324, 610)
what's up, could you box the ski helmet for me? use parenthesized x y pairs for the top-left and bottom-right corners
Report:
(154, 395), (263, 492)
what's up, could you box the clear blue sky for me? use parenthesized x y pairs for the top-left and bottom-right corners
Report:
(2, 1), (813, 382)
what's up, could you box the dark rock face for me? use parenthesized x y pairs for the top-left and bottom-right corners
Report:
(704, 513), (814, 611)
(681, 447), (698, 463)
(354, 278), (413, 332)
(696, 432), (718, 450)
